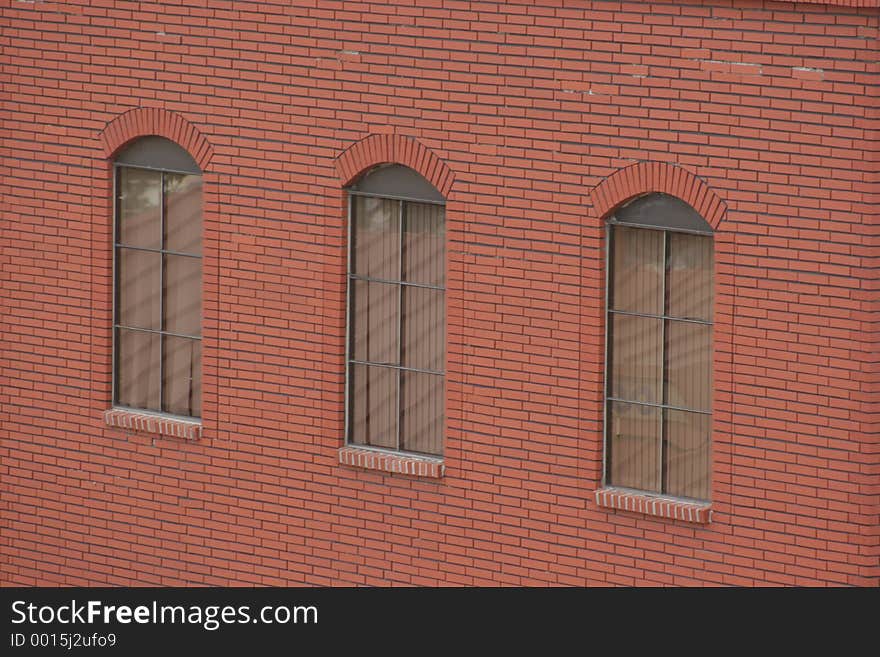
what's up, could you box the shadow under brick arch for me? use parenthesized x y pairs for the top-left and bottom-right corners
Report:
(98, 107), (215, 170)
(585, 160), (735, 527)
(334, 133), (456, 197)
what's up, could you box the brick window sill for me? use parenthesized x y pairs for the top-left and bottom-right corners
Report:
(104, 408), (202, 441)
(338, 446), (444, 479)
(595, 487), (712, 524)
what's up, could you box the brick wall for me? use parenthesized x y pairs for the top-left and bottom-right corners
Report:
(1, 0), (877, 586)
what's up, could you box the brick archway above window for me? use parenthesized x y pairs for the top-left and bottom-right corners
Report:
(335, 134), (455, 198)
(590, 162), (727, 230)
(98, 108), (214, 171)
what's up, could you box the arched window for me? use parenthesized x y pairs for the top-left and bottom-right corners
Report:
(346, 164), (446, 456)
(604, 193), (714, 500)
(113, 136), (203, 418)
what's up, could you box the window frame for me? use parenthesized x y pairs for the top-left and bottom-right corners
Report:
(601, 200), (715, 502)
(343, 180), (447, 458)
(111, 158), (204, 421)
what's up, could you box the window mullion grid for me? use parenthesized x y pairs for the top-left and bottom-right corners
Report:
(112, 166), (203, 417)
(396, 200), (404, 452)
(349, 360), (442, 376)
(115, 325), (200, 341)
(111, 244), (201, 259)
(349, 274), (443, 291)
(605, 308), (710, 326)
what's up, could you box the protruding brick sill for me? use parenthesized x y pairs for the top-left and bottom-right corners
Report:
(338, 446), (444, 478)
(104, 409), (202, 441)
(595, 487), (712, 524)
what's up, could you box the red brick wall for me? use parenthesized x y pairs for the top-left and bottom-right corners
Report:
(1, 0), (877, 586)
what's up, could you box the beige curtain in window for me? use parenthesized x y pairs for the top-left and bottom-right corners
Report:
(162, 174), (202, 416)
(608, 227), (663, 492)
(665, 233), (713, 499)
(116, 168), (162, 410)
(350, 197), (400, 448)
(401, 202), (445, 455)
(609, 401), (661, 493)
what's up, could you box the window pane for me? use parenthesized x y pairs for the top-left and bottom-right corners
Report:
(609, 314), (663, 404)
(117, 248), (161, 330)
(667, 233), (713, 321)
(610, 226), (663, 315)
(349, 364), (397, 449)
(665, 410), (711, 500)
(164, 255), (202, 336)
(400, 371), (443, 456)
(116, 136), (200, 174)
(163, 336), (201, 417)
(403, 202), (445, 286)
(614, 193), (712, 233)
(351, 164), (444, 203)
(350, 280), (398, 365)
(118, 168), (161, 248)
(352, 196), (399, 280)
(665, 320), (712, 412)
(116, 328), (160, 410)
(607, 401), (660, 493)
(164, 173), (203, 254)
(402, 286), (444, 372)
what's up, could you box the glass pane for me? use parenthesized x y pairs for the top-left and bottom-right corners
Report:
(117, 248), (161, 330)
(164, 255), (202, 336)
(163, 336), (201, 417)
(402, 286), (445, 372)
(610, 226), (663, 315)
(351, 164), (444, 202)
(666, 321), (712, 412)
(665, 410), (711, 500)
(607, 401), (660, 493)
(116, 136), (200, 174)
(348, 364), (397, 449)
(117, 167), (161, 248)
(400, 371), (444, 456)
(350, 280), (398, 365)
(115, 328), (160, 411)
(164, 173), (203, 254)
(667, 233), (713, 321)
(351, 196), (400, 280)
(615, 193), (712, 233)
(403, 202), (445, 286)
(609, 314), (663, 404)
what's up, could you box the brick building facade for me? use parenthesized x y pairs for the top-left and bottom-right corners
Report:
(1, 0), (877, 586)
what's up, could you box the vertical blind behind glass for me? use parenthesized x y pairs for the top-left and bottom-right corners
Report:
(607, 224), (713, 500)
